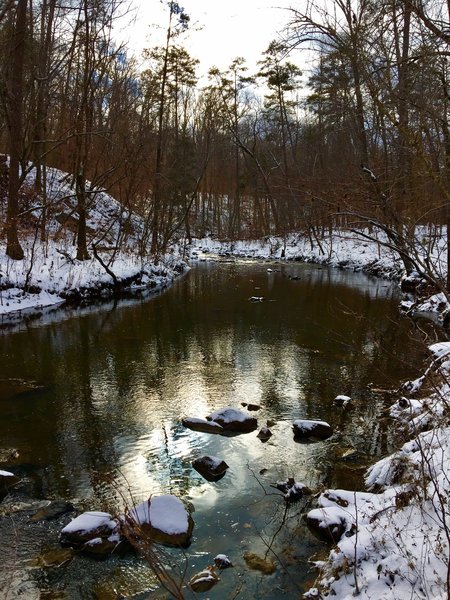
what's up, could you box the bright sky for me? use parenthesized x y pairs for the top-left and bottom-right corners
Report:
(124, 0), (298, 75)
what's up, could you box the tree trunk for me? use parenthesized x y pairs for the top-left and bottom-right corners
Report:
(5, 0), (27, 260)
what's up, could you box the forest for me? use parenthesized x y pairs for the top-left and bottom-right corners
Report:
(0, 0), (448, 280)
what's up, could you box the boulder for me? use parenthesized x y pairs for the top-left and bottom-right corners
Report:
(292, 419), (333, 441)
(60, 511), (118, 546)
(126, 495), (194, 548)
(192, 456), (229, 481)
(182, 417), (224, 434)
(305, 507), (347, 543)
(207, 407), (257, 433)
(189, 567), (220, 592)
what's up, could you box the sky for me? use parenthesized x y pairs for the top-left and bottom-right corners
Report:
(122, 0), (298, 75)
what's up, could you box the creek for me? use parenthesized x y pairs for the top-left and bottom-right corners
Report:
(0, 259), (428, 599)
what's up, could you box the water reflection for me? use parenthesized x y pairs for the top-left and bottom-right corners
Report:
(0, 260), (428, 598)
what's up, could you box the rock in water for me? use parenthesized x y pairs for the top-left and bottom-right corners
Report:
(292, 419), (333, 441)
(214, 554), (233, 569)
(192, 455), (229, 481)
(243, 552), (276, 574)
(82, 534), (123, 557)
(60, 511), (118, 546)
(207, 407), (258, 433)
(31, 500), (74, 522)
(257, 426), (272, 441)
(334, 394), (353, 409)
(126, 495), (194, 548)
(182, 417), (224, 434)
(275, 477), (311, 502)
(189, 567), (220, 592)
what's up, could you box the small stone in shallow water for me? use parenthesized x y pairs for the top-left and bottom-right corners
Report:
(275, 477), (311, 502)
(214, 554), (232, 569)
(243, 552), (276, 574)
(60, 511), (118, 546)
(245, 403), (261, 411)
(31, 500), (74, 522)
(192, 455), (229, 481)
(334, 394), (353, 409)
(257, 427), (272, 441)
(30, 547), (74, 569)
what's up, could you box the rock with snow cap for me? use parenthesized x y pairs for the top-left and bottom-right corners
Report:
(126, 494), (194, 548)
(60, 511), (119, 547)
(189, 566), (220, 592)
(207, 407), (257, 433)
(214, 554), (232, 569)
(192, 455), (229, 481)
(334, 394), (353, 409)
(275, 477), (311, 502)
(292, 419), (333, 441)
(305, 507), (347, 543)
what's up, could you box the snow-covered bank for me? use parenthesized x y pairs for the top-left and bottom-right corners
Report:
(190, 231), (404, 280)
(0, 164), (188, 323)
(303, 343), (450, 600)
(0, 238), (187, 319)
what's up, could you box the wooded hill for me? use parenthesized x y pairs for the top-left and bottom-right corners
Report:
(0, 1), (448, 277)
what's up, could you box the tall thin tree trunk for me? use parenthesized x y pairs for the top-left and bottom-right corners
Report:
(5, 0), (26, 260)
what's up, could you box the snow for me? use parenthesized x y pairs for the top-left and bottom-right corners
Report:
(128, 495), (189, 535)
(428, 341), (450, 359)
(190, 230), (404, 282)
(335, 394), (351, 403)
(0, 470), (15, 477)
(293, 419), (330, 431)
(61, 511), (116, 535)
(0, 164), (188, 322)
(208, 407), (251, 424)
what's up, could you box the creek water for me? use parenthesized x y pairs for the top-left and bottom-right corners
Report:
(0, 259), (428, 599)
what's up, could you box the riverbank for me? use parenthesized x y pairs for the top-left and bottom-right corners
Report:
(0, 238), (188, 323)
(189, 234), (450, 599)
(0, 164), (189, 325)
